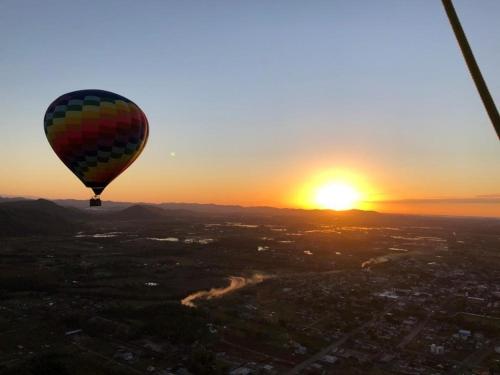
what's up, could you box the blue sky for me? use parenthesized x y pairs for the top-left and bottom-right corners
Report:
(0, 0), (499, 213)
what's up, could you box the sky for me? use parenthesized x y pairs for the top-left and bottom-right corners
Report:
(0, 0), (499, 216)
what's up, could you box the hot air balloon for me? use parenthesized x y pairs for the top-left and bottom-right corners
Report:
(44, 89), (149, 206)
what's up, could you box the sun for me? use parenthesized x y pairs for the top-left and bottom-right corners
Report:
(315, 181), (361, 210)
(290, 169), (372, 211)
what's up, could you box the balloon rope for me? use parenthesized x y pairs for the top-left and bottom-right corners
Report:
(442, 0), (500, 140)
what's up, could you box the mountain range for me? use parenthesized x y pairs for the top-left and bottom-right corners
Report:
(1, 196), (499, 237)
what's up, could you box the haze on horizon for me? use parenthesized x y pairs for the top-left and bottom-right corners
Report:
(0, 0), (499, 217)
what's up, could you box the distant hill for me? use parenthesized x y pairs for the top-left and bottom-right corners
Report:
(52, 198), (380, 218)
(48, 197), (376, 218)
(0, 199), (86, 236)
(157, 202), (375, 217)
(104, 204), (201, 222)
(54, 198), (134, 210)
(157, 203), (382, 224)
(1, 196), (498, 236)
(108, 204), (168, 220)
(0, 196), (28, 203)
(159, 202), (262, 214)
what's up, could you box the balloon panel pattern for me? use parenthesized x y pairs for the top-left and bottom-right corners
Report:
(44, 90), (149, 194)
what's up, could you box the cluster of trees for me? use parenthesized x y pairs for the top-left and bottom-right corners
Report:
(186, 345), (228, 375)
(102, 302), (211, 345)
(1, 352), (70, 375)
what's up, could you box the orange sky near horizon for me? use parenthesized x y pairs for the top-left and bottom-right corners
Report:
(2, 156), (499, 217)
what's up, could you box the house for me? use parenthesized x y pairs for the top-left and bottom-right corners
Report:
(321, 355), (338, 364)
(229, 367), (253, 375)
(458, 329), (471, 340)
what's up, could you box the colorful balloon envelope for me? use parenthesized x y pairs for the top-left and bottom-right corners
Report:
(44, 89), (149, 206)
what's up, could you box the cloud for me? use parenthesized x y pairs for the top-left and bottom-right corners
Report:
(475, 194), (500, 199)
(368, 195), (500, 205)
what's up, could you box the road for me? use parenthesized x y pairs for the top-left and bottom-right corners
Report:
(220, 338), (295, 366)
(397, 315), (432, 349)
(286, 305), (392, 374)
(447, 341), (498, 375)
(73, 342), (145, 375)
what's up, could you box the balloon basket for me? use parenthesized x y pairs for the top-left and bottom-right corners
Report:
(90, 197), (102, 207)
